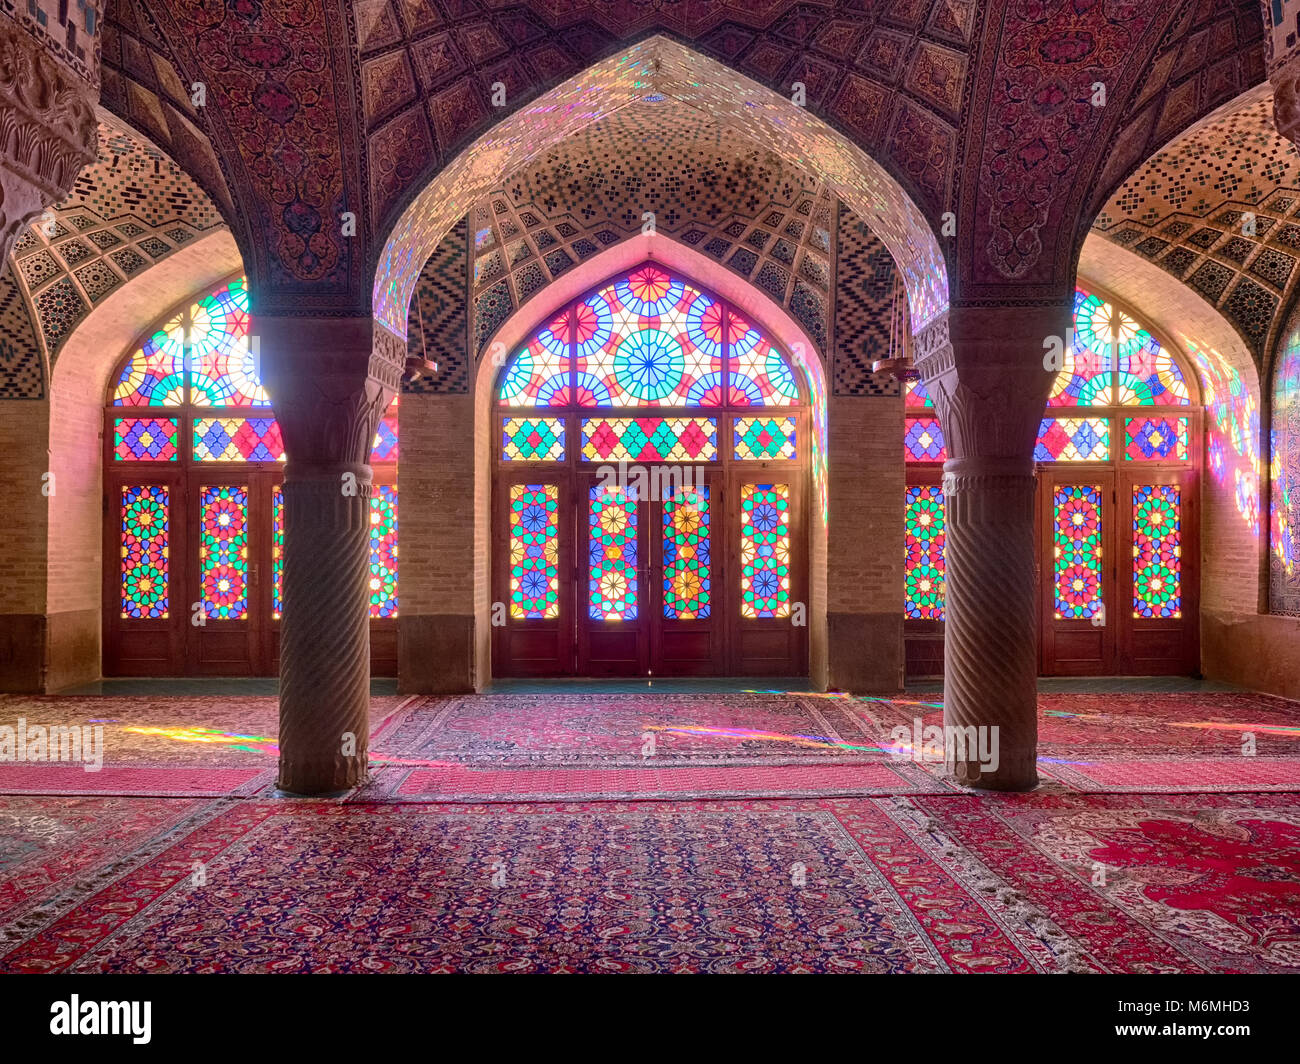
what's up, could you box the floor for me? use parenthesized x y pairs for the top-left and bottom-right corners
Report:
(2, 679), (1298, 973)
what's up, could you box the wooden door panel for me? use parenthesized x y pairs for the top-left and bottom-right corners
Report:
(577, 476), (649, 676)
(652, 472), (722, 677)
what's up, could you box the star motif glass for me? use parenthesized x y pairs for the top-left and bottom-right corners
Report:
(1034, 417), (1110, 461)
(726, 309), (799, 406)
(1053, 485), (1103, 619)
(113, 417), (179, 461)
(904, 417), (946, 462)
(740, 484), (790, 618)
(503, 417), (566, 461)
(1049, 289), (1113, 406)
(120, 485), (169, 619)
(589, 484), (638, 620)
(1124, 416), (1189, 461)
(112, 314), (185, 406)
(904, 485), (945, 620)
(369, 486), (399, 618)
(580, 417), (717, 462)
(1133, 484), (1181, 618)
(199, 485), (249, 620)
(499, 309), (572, 406)
(189, 278), (269, 407)
(509, 485), (559, 619)
(272, 487), (284, 619)
(193, 417), (285, 462)
(733, 416), (797, 460)
(663, 486), (711, 619)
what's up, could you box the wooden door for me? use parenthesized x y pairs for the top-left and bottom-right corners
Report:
(1040, 469), (1117, 675)
(649, 470), (722, 676)
(577, 474), (650, 675)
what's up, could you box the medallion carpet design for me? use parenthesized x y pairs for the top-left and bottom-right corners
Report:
(2, 792), (1296, 974)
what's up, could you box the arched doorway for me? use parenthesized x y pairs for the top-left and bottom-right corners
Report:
(904, 281), (1203, 677)
(492, 262), (810, 677)
(102, 275), (400, 676)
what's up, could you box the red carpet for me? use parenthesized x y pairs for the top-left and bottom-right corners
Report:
(3, 792), (1297, 974)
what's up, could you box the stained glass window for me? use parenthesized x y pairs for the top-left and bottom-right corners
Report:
(369, 486), (398, 618)
(1049, 289), (1113, 406)
(1118, 338), (1189, 406)
(588, 484), (638, 620)
(199, 485), (249, 620)
(190, 278), (268, 407)
(499, 310), (572, 406)
(1124, 416), (1189, 461)
(734, 416), (797, 460)
(120, 485), (169, 619)
(272, 487), (284, 619)
(904, 379), (934, 408)
(663, 486), (711, 619)
(1133, 484), (1181, 618)
(581, 417), (717, 461)
(503, 417), (566, 461)
(904, 418), (946, 462)
(372, 416), (400, 462)
(1035, 417), (1109, 462)
(112, 314), (185, 406)
(727, 310), (798, 405)
(509, 484), (559, 619)
(576, 266), (724, 407)
(1053, 485), (1103, 619)
(904, 486), (945, 620)
(740, 483), (790, 618)
(193, 417), (285, 462)
(114, 417), (179, 461)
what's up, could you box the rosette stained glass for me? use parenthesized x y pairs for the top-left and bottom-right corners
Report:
(199, 485), (249, 620)
(663, 486), (711, 619)
(1053, 485), (1103, 619)
(369, 486), (398, 618)
(120, 485), (169, 619)
(589, 484), (638, 620)
(904, 486), (945, 619)
(726, 309), (798, 405)
(190, 278), (268, 407)
(1118, 335), (1190, 406)
(1133, 484), (1181, 618)
(112, 314), (185, 406)
(499, 310), (572, 406)
(575, 265), (724, 407)
(1049, 289), (1112, 406)
(509, 485), (559, 619)
(740, 484), (790, 618)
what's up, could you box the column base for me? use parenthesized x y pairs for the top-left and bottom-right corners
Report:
(276, 756), (368, 796)
(949, 754), (1039, 792)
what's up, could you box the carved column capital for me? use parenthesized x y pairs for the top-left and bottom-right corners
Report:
(0, 15), (98, 259)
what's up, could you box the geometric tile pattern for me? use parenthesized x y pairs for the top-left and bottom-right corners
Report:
(0, 264), (44, 400)
(1093, 85), (1299, 363)
(469, 100), (835, 359)
(404, 218), (470, 396)
(832, 205), (904, 397)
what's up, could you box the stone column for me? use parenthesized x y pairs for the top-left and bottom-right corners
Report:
(0, 15), (97, 262)
(914, 305), (1067, 790)
(259, 316), (404, 795)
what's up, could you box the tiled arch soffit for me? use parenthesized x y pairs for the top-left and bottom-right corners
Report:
(375, 36), (948, 340)
(1091, 83), (1300, 368)
(0, 107), (231, 400)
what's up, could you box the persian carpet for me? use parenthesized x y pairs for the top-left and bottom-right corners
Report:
(0, 695), (412, 797)
(3, 793), (1296, 974)
(355, 692), (947, 801)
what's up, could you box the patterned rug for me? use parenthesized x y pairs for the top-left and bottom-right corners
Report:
(3, 792), (1296, 974)
(0, 695), (410, 797)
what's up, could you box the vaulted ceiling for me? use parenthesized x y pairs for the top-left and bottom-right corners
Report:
(95, 0), (1268, 318)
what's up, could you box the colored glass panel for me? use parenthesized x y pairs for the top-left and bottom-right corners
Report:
(371, 416), (400, 462)
(499, 309), (572, 406)
(1133, 484), (1182, 618)
(1117, 332), (1189, 406)
(1034, 417), (1110, 461)
(1053, 485), (1103, 619)
(581, 417), (717, 461)
(503, 417), (566, 460)
(663, 486), (711, 619)
(193, 417), (285, 461)
(1124, 416), (1189, 461)
(904, 379), (934, 408)
(575, 265), (724, 407)
(509, 484), (559, 619)
(120, 485), (169, 619)
(1049, 289), (1113, 406)
(112, 313), (185, 406)
(369, 485), (398, 618)
(190, 278), (269, 407)
(904, 485), (945, 620)
(272, 487), (284, 619)
(904, 417), (946, 462)
(113, 417), (179, 461)
(726, 309), (798, 406)
(734, 416), (797, 460)
(588, 484), (638, 619)
(740, 484), (790, 618)
(199, 485), (249, 620)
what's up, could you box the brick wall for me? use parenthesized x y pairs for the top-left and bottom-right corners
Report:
(0, 400), (50, 614)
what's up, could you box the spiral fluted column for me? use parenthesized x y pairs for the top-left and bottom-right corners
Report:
(259, 316), (404, 795)
(913, 305), (1068, 791)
